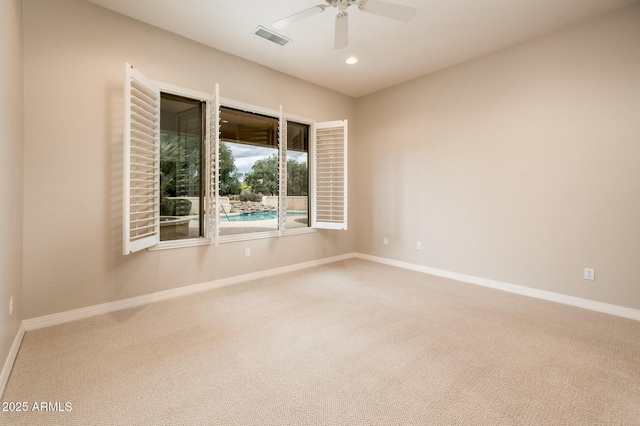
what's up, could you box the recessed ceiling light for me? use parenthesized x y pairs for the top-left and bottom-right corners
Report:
(346, 57), (358, 65)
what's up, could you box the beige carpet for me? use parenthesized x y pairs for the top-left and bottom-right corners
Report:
(2, 259), (640, 425)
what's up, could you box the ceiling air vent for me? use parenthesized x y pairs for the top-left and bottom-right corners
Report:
(253, 26), (291, 46)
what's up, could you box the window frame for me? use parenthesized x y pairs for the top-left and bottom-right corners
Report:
(124, 65), (346, 254)
(216, 99), (317, 244)
(149, 82), (216, 251)
(216, 98), (283, 243)
(283, 112), (316, 236)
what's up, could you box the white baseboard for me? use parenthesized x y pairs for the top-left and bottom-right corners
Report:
(0, 322), (25, 398)
(6, 251), (638, 396)
(23, 251), (640, 331)
(355, 253), (640, 321)
(23, 252), (357, 331)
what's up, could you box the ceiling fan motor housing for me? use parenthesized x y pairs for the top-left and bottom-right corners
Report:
(274, 0), (415, 49)
(326, 0), (363, 10)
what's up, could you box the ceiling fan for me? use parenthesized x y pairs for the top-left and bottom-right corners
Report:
(273, 0), (417, 49)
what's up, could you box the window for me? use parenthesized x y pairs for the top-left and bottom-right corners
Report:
(159, 93), (205, 241)
(286, 121), (310, 229)
(219, 106), (280, 236)
(123, 64), (347, 254)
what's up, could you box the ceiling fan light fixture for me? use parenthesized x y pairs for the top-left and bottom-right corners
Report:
(272, 0), (417, 50)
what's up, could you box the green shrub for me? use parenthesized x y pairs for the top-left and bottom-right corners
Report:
(239, 192), (262, 202)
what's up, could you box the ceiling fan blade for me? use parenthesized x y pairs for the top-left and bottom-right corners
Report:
(273, 5), (326, 29)
(359, 0), (417, 22)
(335, 12), (349, 49)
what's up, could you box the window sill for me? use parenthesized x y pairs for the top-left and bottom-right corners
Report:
(148, 237), (212, 252)
(148, 227), (316, 251)
(219, 226), (316, 244)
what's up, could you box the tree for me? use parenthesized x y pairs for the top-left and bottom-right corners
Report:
(160, 135), (184, 196)
(287, 158), (308, 196)
(161, 138), (242, 199)
(176, 135), (201, 197)
(159, 135), (184, 215)
(244, 155), (278, 195)
(243, 155), (308, 197)
(219, 142), (242, 196)
(160, 133), (200, 199)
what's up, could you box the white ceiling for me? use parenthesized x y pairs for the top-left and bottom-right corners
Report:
(85, 0), (638, 98)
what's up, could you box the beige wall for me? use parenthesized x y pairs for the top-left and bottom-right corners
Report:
(0, 0), (24, 366)
(19, 0), (640, 323)
(22, 0), (356, 318)
(355, 4), (640, 309)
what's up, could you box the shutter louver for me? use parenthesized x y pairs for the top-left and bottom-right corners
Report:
(278, 106), (287, 231)
(123, 64), (161, 254)
(207, 85), (220, 241)
(313, 120), (347, 230)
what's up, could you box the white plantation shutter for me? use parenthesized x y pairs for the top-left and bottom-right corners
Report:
(313, 120), (348, 230)
(278, 106), (287, 231)
(123, 64), (161, 254)
(207, 84), (220, 241)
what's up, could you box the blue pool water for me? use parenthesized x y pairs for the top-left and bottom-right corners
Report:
(225, 211), (277, 222)
(192, 211), (306, 222)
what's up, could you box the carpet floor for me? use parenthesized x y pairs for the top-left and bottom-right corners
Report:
(2, 259), (639, 425)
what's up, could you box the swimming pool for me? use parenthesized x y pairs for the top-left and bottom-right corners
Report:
(193, 211), (307, 222)
(225, 211), (277, 222)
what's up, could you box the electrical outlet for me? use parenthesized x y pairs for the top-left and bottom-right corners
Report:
(245, 248), (251, 257)
(383, 237), (388, 245)
(9, 296), (13, 316)
(416, 242), (422, 250)
(584, 268), (595, 281)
